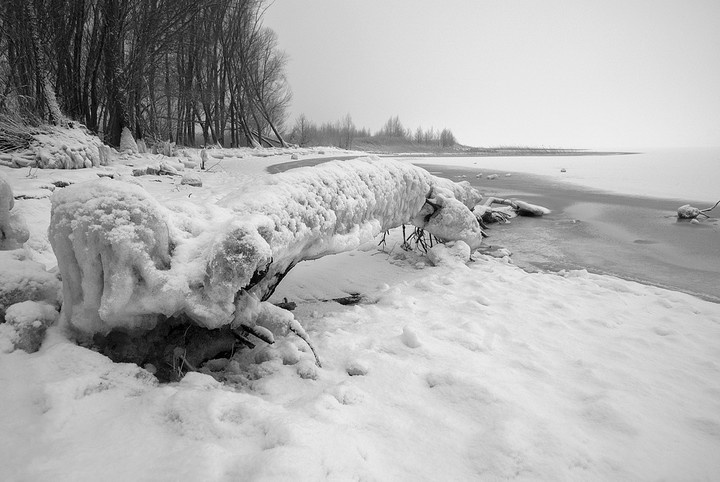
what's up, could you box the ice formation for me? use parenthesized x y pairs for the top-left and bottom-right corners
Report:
(0, 251), (61, 322)
(119, 127), (139, 154)
(0, 172), (30, 249)
(49, 157), (485, 337)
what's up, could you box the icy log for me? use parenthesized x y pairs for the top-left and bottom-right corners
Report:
(49, 157), (484, 337)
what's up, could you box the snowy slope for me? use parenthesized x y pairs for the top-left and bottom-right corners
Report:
(1, 146), (720, 481)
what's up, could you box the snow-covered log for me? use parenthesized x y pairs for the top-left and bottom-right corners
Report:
(49, 157), (484, 342)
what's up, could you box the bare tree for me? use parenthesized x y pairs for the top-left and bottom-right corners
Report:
(341, 113), (355, 149)
(0, 0), (292, 149)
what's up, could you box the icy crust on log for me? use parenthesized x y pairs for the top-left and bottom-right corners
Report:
(49, 180), (174, 334)
(50, 157), (484, 336)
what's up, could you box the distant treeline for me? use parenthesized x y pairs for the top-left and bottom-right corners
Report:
(0, 0), (290, 148)
(288, 114), (458, 150)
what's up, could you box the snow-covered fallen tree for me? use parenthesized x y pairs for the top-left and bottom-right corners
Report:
(49, 157), (485, 377)
(0, 124), (110, 169)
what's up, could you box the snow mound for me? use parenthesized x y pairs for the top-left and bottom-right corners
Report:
(49, 157), (485, 338)
(427, 240), (472, 266)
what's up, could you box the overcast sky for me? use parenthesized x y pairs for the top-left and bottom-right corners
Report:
(264, 0), (720, 149)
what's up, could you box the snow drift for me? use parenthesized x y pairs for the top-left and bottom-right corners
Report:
(50, 157), (484, 338)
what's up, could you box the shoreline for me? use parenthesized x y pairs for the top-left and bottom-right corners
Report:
(418, 163), (720, 303)
(266, 155), (719, 303)
(380, 149), (638, 157)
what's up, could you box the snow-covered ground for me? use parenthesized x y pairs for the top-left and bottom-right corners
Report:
(2, 144), (720, 481)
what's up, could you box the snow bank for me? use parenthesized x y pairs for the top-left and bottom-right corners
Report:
(49, 157), (485, 336)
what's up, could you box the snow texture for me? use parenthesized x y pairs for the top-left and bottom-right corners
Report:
(49, 157), (485, 336)
(2, 252), (720, 481)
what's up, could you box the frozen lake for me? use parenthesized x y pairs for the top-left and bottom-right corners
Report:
(409, 148), (720, 204)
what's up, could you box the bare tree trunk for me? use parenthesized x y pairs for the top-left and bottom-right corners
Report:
(25, 2), (63, 124)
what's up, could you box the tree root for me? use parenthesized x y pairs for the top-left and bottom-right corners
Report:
(700, 200), (720, 215)
(288, 323), (322, 368)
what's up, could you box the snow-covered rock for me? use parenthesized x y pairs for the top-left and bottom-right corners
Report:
(4, 300), (59, 352)
(677, 204), (701, 219)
